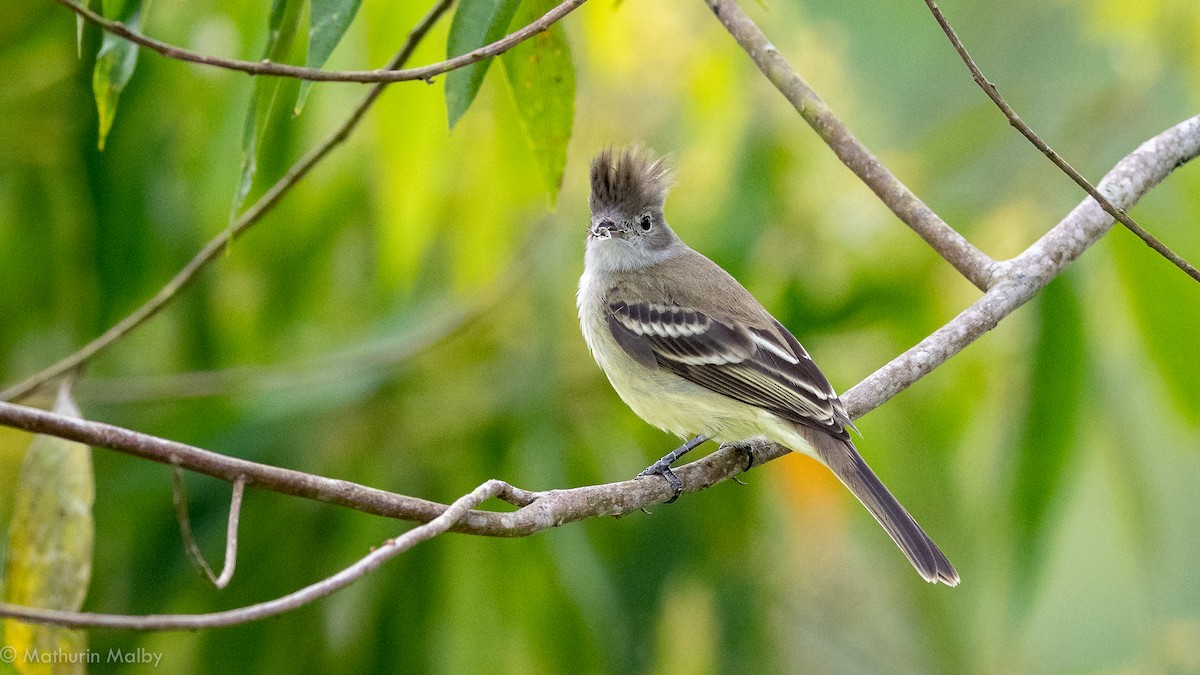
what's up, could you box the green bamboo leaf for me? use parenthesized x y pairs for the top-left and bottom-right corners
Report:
(444, 0), (523, 129)
(91, 0), (143, 150)
(295, 0), (364, 114)
(3, 385), (94, 673)
(232, 0), (306, 217)
(499, 0), (575, 203)
(1010, 274), (1086, 609)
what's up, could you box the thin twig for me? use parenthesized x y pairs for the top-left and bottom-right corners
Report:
(172, 469), (244, 589)
(922, 0), (1200, 283)
(0, 0), (455, 404)
(53, 0), (588, 83)
(172, 466), (217, 584)
(0, 480), (520, 630)
(217, 477), (245, 589)
(703, 0), (996, 290)
(77, 225), (540, 403)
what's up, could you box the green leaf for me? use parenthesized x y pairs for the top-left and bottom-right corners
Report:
(499, 0), (575, 203)
(444, 0), (524, 129)
(295, 0), (364, 114)
(3, 385), (94, 673)
(1009, 274), (1086, 610)
(91, 0), (143, 150)
(232, 0), (306, 217)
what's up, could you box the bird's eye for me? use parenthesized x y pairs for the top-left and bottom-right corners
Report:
(639, 214), (653, 231)
(599, 219), (614, 230)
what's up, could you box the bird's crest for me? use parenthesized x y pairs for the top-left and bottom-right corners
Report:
(589, 146), (673, 214)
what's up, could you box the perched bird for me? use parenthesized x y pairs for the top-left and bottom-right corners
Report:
(577, 146), (958, 585)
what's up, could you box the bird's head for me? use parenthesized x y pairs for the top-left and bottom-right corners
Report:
(586, 146), (681, 270)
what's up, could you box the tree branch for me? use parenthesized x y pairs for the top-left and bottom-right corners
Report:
(845, 114), (1200, 409)
(54, 0), (587, 83)
(922, 0), (1200, 283)
(0, 0), (456, 404)
(702, 0), (997, 291)
(0, 480), (524, 630)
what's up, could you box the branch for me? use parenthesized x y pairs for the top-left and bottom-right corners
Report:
(55, 0), (588, 83)
(922, 0), (1200, 283)
(846, 114), (1200, 409)
(702, 0), (996, 290)
(0, 0), (455, 404)
(0, 480), (525, 630)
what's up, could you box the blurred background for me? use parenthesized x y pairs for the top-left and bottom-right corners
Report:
(2, 0), (1200, 671)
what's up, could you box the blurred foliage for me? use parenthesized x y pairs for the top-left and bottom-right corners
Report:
(1, 0), (1200, 673)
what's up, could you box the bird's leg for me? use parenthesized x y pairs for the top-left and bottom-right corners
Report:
(638, 435), (708, 504)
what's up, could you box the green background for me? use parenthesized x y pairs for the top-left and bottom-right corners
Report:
(2, 0), (1200, 672)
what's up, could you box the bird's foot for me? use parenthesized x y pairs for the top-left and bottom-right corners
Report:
(637, 435), (708, 504)
(638, 461), (684, 503)
(741, 441), (758, 472)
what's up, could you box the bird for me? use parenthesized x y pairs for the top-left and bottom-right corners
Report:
(576, 146), (959, 586)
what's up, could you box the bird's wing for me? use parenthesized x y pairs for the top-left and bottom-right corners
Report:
(606, 299), (852, 436)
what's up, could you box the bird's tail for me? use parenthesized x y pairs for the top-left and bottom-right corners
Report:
(803, 430), (959, 586)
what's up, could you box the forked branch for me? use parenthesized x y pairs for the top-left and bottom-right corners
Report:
(703, 0), (997, 290)
(922, 0), (1200, 283)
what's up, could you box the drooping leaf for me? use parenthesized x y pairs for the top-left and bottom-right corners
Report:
(3, 384), (95, 674)
(1009, 274), (1087, 612)
(91, 0), (143, 150)
(295, 0), (364, 114)
(499, 0), (575, 203)
(444, 0), (524, 129)
(232, 0), (306, 217)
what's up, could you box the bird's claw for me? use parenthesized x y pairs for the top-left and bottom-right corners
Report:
(638, 462), (683, 504)
(741, 442), (758, 472)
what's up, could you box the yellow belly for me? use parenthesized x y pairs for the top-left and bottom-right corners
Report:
(579, 298), (784, 444)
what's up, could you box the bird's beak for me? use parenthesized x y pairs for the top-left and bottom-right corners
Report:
(589, 221), (629, 240)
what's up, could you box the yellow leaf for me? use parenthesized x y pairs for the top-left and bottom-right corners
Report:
(3, 385), (95, 673)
